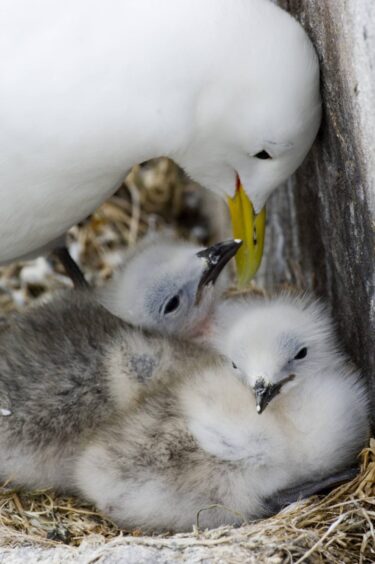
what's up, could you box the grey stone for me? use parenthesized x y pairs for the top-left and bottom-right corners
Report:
(0, 528), (285, 563)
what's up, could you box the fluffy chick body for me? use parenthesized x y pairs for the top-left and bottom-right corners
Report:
(0, 233), (237, 490)
(0, 289), (207, 490)
(76, 345), (368, 531)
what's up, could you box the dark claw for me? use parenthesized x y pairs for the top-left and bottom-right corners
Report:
(53, 246), (89, 289)
(262, 466), (359, 516)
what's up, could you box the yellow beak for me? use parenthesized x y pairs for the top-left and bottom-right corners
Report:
(227, 180), (266, 287)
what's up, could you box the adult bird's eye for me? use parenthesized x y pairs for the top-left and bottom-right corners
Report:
(232, 361), (238, 369)
(294, 347), (308, 360)
(163, 295), (180, 315)
(254, 150), (272, 160)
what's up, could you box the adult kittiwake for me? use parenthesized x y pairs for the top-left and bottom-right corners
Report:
(0, 0), (321, 284)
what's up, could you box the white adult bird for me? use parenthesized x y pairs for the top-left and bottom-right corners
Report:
(97, 236), (241, 337)
(0, 0), (321, 285)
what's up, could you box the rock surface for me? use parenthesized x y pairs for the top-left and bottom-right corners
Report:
(260, 0), (375, 425)
(0, 528), (288, 563)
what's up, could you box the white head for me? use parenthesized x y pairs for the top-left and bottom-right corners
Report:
(171, 0), (321, 213)
(213, 295), (344, 413)
(98, 236), (241, 337)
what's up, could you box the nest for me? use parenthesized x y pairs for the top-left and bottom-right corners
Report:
(0, 442), (374, 562)
(0, 159), (212, 313)
(0, 159), (374, 562)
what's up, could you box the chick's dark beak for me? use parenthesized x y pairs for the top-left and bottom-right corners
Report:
(254, 374), (295, 414)
(197, 239), (242, 289)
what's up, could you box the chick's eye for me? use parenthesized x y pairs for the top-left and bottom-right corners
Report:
(232, 361), (238, 369)
(254, 150), (272, 160)
(163, 295), (180, 315)
(294, 347), (308, 360)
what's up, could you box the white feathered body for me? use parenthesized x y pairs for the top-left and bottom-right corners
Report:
(0, 0), (320, 261)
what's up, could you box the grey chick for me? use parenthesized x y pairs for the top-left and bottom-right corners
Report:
(0, 289), (213, 491)
(0, 236), (239, 490)
(75, 294), (369, 532)
(97, 236), (241, 338)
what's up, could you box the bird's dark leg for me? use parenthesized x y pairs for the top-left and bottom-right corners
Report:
(53, 246), (89, 289)
(263, 466), (359, 515)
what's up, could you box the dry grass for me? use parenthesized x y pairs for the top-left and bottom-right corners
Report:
(0, 158), (211, 313)
(0, 159), (373, 562)
(0, 441), (373, 561)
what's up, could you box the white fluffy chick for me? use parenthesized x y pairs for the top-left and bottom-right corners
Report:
(211, 294), (369, 415)
(75, 294), (369, 532)
(97, 237), (241, 338)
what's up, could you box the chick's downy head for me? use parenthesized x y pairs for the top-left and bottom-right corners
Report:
(214, 295), (342, 413)
(99, 237), (241, 337)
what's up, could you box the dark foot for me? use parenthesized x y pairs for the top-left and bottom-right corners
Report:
(53, 247), (89, 289)
(263, 466), (359, 515)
